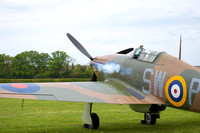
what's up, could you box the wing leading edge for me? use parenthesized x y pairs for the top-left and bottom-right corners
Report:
(0, 81), (164, 104)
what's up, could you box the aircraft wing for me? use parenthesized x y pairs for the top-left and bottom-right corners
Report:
(0, 81), (164, 104)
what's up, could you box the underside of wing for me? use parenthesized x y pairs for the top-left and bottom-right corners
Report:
(0, 81), (164, 104)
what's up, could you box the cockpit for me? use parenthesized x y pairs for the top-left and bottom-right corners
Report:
(131, 48), (162, 63)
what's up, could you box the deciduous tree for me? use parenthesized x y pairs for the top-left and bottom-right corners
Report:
(49, 51), (72, 78)
(0, 54), (13, 78)
(12, 51), (39, 78)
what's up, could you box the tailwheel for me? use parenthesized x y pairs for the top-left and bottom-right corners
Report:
(140, 113), (157, 125)
(83, 113), (100, 129)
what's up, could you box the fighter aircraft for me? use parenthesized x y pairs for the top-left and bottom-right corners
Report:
(0, 33), (200, 129)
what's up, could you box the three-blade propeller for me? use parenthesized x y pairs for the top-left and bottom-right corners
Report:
(67, 33), (134, 82)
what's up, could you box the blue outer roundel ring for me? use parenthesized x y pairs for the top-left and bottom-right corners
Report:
(0, 83), (40, 93)
(168, 80), (183, 102)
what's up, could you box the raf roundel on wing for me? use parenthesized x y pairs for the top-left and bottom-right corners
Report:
(0, 83), (40, 93)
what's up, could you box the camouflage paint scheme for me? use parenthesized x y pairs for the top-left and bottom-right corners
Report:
(92, 51), (200, 113)
(1, 49), (200, 123)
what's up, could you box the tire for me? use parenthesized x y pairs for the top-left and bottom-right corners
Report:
(87, 113), (100, 129)
(144, 113), (156, 125)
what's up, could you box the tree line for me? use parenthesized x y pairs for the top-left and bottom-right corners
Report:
(0, 50), (93, 79)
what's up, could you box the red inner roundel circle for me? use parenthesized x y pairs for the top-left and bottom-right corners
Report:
(11, 84), (28, 89)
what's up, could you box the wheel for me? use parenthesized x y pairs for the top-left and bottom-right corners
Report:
(140, 120), (146, 124)
(84, 113), (100, 129)
(144, 113), (156, 125)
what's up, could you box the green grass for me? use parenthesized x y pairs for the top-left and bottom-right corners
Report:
(0, 98), (200, 133)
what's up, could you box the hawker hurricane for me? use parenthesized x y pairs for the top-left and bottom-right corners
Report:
(0, 33), (200, 129)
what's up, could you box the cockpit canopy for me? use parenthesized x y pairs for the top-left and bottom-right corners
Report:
(131, 49), (162, 63)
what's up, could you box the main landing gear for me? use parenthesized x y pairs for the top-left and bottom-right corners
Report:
(83, 113), (99, 129)
(82, 103), (100, 129)
(140, 113), (160, 125)
(82, 103), (164, 129)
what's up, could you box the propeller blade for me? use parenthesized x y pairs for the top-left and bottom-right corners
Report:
(91, 73), (97, 81)
(117, 48), (134, 54)
(67, 33), (94, 60)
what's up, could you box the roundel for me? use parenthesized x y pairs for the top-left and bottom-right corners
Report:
(0, 83), (40, 93)
(165, 76), (187, 107)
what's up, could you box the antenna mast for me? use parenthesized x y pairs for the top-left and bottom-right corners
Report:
(179, 35), (182, 60)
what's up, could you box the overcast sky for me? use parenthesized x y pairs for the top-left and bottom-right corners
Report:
(1, 0), (200, 65)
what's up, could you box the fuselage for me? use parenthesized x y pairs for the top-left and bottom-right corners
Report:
(91, 51), (200, 113)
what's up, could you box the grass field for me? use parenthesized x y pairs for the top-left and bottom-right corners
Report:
(0, 98), (200, 133)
